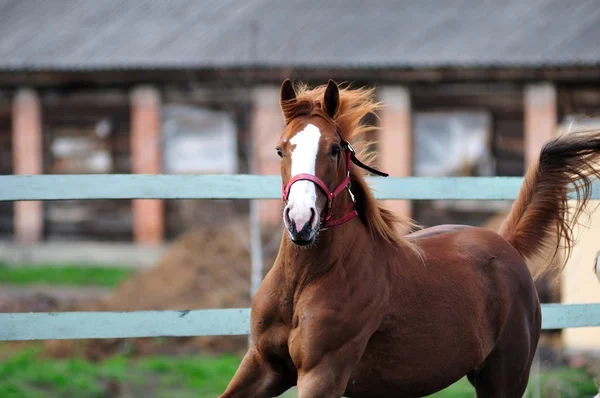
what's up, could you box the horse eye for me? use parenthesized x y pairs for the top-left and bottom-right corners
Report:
(330, 144), (340, 157)
(276, 148), (284, 158)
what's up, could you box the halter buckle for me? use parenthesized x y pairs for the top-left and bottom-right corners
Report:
(344, 141), (355, 154)
(347, 182), (356, 203)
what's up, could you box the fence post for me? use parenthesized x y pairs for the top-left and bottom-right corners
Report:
(130, 86), (164, 245)
(250, 86), (285, 226)
(12, 88), (43, 243)
(378, 86), (412, 225)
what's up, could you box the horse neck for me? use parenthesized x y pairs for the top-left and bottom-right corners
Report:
(278, 216), (371, 291)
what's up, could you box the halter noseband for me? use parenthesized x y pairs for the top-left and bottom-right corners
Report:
(281, 133), (389, 230)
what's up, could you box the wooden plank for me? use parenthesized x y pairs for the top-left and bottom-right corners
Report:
(369, 176), (523, 200)
(0, 304), (598, 341)
(541, 303), (600, 330)
(2, 175), (600, 201)
(0, 308), (250, 341)
(0, 175), (281, 201)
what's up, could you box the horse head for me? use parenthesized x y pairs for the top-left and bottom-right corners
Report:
(277, 79), (349, 245)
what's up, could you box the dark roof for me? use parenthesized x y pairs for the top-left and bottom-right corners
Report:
(1, 0), (599, 71)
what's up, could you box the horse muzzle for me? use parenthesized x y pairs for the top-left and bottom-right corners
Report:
(284, 202), (319, 245)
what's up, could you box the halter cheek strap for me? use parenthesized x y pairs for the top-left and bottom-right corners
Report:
(281, 138), (388, 230)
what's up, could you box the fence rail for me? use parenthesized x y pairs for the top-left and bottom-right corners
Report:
(2, 174), (600, 201)
(1, 304), (599, 342)
(1, 174), (599, 342)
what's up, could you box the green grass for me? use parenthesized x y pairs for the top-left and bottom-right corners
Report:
(0, 264), (135, 288)
(0, 345), (242, 398)
(429, 368), (599, 398)
(0, 345), (597, 398)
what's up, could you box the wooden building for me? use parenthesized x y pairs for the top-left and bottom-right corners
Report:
(0, 0), (599, 246)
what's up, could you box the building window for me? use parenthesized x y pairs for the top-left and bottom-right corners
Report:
(42, 94), (132, 242)
(161, 103), (241, 240)
(413, 111), (494, 178)
(412, 110), (509, 227)
(162, 104), (238, 175)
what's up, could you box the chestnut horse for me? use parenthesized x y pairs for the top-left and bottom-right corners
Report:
(220, 79), (600, 397)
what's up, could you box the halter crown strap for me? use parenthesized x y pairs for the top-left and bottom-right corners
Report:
(340, 140), (389, 177)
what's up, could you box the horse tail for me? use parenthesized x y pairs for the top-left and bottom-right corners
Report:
(498, 127), (600, 280)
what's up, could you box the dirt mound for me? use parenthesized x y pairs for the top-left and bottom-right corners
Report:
(0, 293), (61, 313)
(44, 217), (282, 361)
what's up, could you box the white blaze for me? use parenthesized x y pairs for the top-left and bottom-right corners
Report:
(286, 123), (321, 229)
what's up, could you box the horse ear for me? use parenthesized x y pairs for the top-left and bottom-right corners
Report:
(324, 79), (339, 119)
(280, 78), (296, 104)
(280, 79), (297, 125)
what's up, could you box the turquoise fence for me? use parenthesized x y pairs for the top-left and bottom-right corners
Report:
(0, 175), (599, 341)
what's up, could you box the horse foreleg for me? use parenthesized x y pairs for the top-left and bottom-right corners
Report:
(219, 345), (292, 398)
(296, 347), (361, 398)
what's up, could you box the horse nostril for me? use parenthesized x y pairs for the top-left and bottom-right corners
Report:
(284, 207), (291, 226)
(309, 207), (316, 225)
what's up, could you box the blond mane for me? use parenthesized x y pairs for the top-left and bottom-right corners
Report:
(283, 81), (421, 256)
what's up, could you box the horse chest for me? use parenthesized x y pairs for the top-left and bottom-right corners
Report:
(251, 297), (294, 358)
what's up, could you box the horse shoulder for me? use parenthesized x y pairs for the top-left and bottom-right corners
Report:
(249, 265), (293, 359)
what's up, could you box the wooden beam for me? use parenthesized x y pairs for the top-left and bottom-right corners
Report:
(2, 66), (600, 87)
(0, 303), (598, 341)
(2, 175), (600, 202)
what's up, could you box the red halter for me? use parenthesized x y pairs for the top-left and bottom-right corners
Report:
(281, 137), (389, 230)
